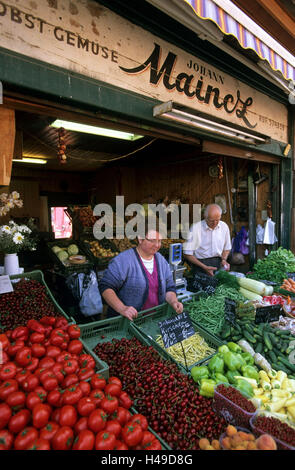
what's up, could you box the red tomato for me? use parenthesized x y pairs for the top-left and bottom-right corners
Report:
(56, 351), (72, 363)
(67, 339), (83, 355)
(22, 374), (40, 392)
(1, 351), (9, 365)
(7, 340), (25, 358)
(51, 408), (61, 424)
(46, 345), (61, 359)
(59, 405), (77, 427)
(0, 379), (18, 401)
(15, 347), (32, 367)
(14, 427), (38, 450)
(78, 367), (95, 381)
(47, 389), (63, 407)
(0, 429), (14, 450)
(61, 385), (83, 405)
(114, 440), (128, 450)
(122, 423), (143, 447)
(0, 333), (10, 351)
(104, 383), (122, 397)
(55, 318), (69, 331)
(62, 374), (79, 389)
(50, 329), (67, 347)
(30, 332), (45, 344)
(108, 377), (122, 389)
(42, 375), (58, 392)
(78, 354), (95, 370)
(143, 438), (162, 450)
(15, 370), (30, 387)
(105, 420), (122, 439)
(73, 429), (95, 450)
(90, 373), (106, 390)
(51, 364), (65, 384)
(31, 343), (46, 358)
(8, 409), (31, 434)
(26, 357), (39, 373)
(77, 397), (96, 417)
(6, 390), (26, 409)
(0, 403), (12, 430)
(0, 362), (17, 380)
(74, 417), (88, 434)
(51, 426), (74, 450)
(39, 357), (55, 370)
(26, 391), (43, 411)
(111, 407), (130, 426)
(67, 324), (81, 339)
(129, 414), (148, 431)
(87, 409), (107, 433)
(40, 421), (60, 441)
(101, 395), (119, 414)
(62, 359), (79, 375)
(119, 391), (133, 409)
(32, 403), (51, 429)
(34, 386), (47, 402)
(78, 381), (91, 397)
(27, 438), (51, 450)
(95, 431), (116, 450)
(90, 389), (105, 407)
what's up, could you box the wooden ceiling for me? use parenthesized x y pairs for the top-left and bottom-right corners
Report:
(231, 0), (295, 55)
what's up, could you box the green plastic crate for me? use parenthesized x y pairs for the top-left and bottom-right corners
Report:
(6, 270), (73, 323)
(132, 299), (223, 373)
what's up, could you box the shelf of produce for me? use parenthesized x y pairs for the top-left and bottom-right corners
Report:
(0, 270), (75, 331)
(47, 239), (94, 274)
(79, 237), (119, 271)
(132, 298), (224, 374)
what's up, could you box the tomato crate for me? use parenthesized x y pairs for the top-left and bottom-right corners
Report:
(0, 270), (75, 332)
(132, 297), (223, 374)
(47, 239), (94, 274)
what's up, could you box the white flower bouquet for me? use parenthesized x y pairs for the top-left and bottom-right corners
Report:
(0, 191), (23, 217)
(0, 221), (37, 254)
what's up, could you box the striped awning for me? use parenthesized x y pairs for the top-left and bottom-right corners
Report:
(183, 0), (295, 81)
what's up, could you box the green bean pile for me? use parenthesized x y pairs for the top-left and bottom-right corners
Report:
(186, 286), (246, 336)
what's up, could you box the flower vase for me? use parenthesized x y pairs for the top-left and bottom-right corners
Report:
(4, 253), (20, 276)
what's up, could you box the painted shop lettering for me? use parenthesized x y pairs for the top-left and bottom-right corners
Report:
(187, 60), (224, 84)
(120, 43), (257, 129)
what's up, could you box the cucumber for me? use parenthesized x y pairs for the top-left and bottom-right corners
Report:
(231, 335), (241, 342)
(277, 356), (295, 373)
(243, 331), (256, 343)
(272, 362), (291, 374)
(263, 332), (272, 351)
(255, 342), (263, 354)
(268, 350), (277, 363)
(245, 323), (255, 334)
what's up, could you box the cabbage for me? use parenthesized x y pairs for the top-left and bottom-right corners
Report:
(57, 250), (69, 262)
(68, 244), (79, 256)
(52, 246), (62, 254)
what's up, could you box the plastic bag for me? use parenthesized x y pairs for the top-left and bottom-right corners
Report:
(256, 224), (265, 244)
(263, 218), (278, 245)
(66, 270), (103, 316)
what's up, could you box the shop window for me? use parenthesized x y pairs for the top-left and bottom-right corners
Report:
(51, 207), (72, 239)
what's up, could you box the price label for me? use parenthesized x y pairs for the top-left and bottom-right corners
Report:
(255, 304), (282, 324)
(224, 298), (237, 325)
(0, 275), (13, 294)
(159, 312), (195, 349)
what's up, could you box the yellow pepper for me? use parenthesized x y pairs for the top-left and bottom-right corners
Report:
(286, 397), (295, 407)
(259, 370), (270, 383)
(271, 389), (292, 399)
(266, 398), (287, 413)
(287, 405), (295, 419)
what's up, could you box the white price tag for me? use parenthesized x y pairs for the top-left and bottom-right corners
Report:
(0, 275), (14, 294)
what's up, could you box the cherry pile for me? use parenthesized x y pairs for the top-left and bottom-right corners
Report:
(254, 416), (295, 448)
(94, 337), (227, 450)
(0, 279), (63, 332)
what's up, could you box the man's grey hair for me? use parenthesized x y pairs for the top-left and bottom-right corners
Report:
(204, 204), (222, 219)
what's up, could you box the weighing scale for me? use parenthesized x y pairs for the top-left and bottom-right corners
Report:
(169, 243), (189, 297)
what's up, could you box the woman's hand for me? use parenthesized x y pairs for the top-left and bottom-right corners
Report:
(171, 301), (183, 314)
(121, 306), (138, 321)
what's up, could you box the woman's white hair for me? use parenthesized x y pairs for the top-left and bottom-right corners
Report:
(204, 204), (222, 219)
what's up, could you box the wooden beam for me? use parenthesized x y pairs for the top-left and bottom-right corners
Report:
(0, 107), (15, 186)
(202, 140), (281, 164)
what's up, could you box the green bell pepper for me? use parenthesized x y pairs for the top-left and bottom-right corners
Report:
(226, 370), (239, 385)
(227, 342), (242, 353)
(199, 378), (216, 398)
(218, 345), (229, 354)
(223, 351), (243, 371)
(241, 352), (255, 366)
(236, 353), (246, 367)
(208, 354), (224, 374)
(214, 372), (229, 384)
(191, 365), (209, 383)
(236, 378), (254, 399)
(241, 365), (259, 381)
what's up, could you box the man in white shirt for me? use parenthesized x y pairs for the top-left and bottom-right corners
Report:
(183, 204), (231, 277)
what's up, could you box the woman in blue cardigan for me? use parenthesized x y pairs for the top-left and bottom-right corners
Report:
(99, 226), (183, 320)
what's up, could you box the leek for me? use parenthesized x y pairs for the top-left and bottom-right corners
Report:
(238, 277), (268, 295)
(239, 287), (263, 302)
